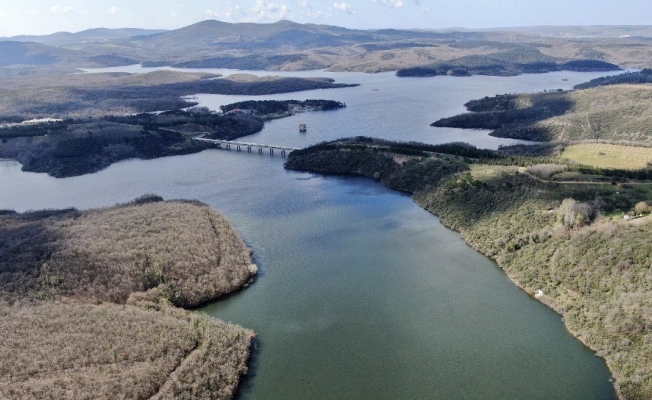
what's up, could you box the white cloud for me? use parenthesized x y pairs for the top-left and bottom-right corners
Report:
(333, 2), (356, 14)
(374, 0), (404, 8)
(249, 0), (289, 22)
(50, 5), (74, 14)
(218, 1), (289, 23)
(0, 12), (6, 18)
(298, 0), (308, 6)
(419, 6), (429, 12)
(26, 10), (38, 15)
(108, 6), (120, 14)
(170, 12), (177, 17)
(11, 7), (19, 12)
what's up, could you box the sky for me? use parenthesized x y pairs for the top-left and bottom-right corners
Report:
(0, 0), (650, 37)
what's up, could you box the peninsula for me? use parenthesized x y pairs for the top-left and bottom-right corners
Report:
(0, 196), (258, 399)
(0, 74), (352, 177)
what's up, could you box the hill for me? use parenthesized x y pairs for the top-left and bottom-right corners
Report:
(432, 84), (652, 142)
(0, 41), (88, 67)
(1, 28), (166, 47)
(0, 198), (258, 399)
(2, 21), (652, 72)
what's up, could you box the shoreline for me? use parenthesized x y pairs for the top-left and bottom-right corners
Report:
(409, 195), (620, 397)
(284, 143), (631, 398)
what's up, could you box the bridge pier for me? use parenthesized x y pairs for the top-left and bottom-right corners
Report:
(269, 148), (274, 155)
(226, 144), (231, 150)
(258, 148), (263, 154)
(247, 146), (251, 152)
(281, 149), (286, 157)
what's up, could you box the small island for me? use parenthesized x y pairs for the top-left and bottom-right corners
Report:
(0, 196), (258, 399)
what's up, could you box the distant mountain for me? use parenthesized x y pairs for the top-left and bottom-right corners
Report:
(129, 19), (451, 50)
(481, 25), (652, 38)
(0, 41), (139, 68)
(0, 41), (85, 67)
(1, 28), (167, 47)
(1, 21), (651, 72)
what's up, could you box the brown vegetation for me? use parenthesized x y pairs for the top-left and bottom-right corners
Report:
(0, 198), (257, 399)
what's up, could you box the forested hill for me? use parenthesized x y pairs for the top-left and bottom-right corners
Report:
(574, 69), (652, 89)
(432, 84), (652, 142)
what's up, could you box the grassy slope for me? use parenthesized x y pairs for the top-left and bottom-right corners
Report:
(533, 85), (652, 142)
(434, 84), (652, 143)
(286, 142), (652, 399)
(0, 199), (257, 399)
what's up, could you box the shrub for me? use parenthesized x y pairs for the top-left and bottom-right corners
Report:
(526, 163), (567, 179)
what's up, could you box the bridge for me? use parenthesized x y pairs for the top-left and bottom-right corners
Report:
(193, 136), (302, 156)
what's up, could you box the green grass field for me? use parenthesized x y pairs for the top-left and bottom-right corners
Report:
(562, 143), (652, 170)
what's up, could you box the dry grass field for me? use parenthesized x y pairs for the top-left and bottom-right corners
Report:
(563, 143), (652, 169)
(0, 198), (257, 399)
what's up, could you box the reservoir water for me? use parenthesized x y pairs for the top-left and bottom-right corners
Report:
(1, 69), (619, 399)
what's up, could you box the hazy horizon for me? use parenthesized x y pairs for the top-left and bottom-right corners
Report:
(1, 0), (651, 37)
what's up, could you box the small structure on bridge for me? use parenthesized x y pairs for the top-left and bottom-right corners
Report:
(299, 124), (307, 132)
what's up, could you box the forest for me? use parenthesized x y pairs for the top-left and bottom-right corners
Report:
(219, 99), (346, 115)
(0, 99), (343, 177)
(396, 48), (620, 77)
(0, 199), (258, 399)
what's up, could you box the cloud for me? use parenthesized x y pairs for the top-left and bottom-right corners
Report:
(26, 10), (38, 15)
(170, 12), (177, 17)
(374, 0), (404, 8)
(333, 2), (356, 14)
(50, 5), (74, 14)
(298, 0), (308, 6)
(12, 7), (19, 12)
(108, 6), (120, 14)
(217, 1), (289, 23)
(0, 12), (6, 18)
(249, 0), (289, 22)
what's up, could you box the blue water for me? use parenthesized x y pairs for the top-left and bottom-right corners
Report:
(1, 69), (618, 399)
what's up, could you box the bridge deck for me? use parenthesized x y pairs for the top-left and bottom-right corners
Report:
(193, 137), (302, 152)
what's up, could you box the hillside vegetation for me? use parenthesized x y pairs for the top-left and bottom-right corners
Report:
(0, 70), (356, 119)
(0, 98), (346, 178)
(433, 84), (652, 143)
(286, 139), (652, 399)
(3, 21), (652, 74)
(0, 198), (258, 399)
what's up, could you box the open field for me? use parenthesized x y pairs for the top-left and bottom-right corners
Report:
(0, 198), (258, 399)
(563, 143), (652, 169)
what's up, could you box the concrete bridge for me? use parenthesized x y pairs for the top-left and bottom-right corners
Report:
(193, 137), (302, 156)
(193, 136), (302, 157)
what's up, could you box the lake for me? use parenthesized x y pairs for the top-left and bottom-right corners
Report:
(1, 68), (618, 399)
